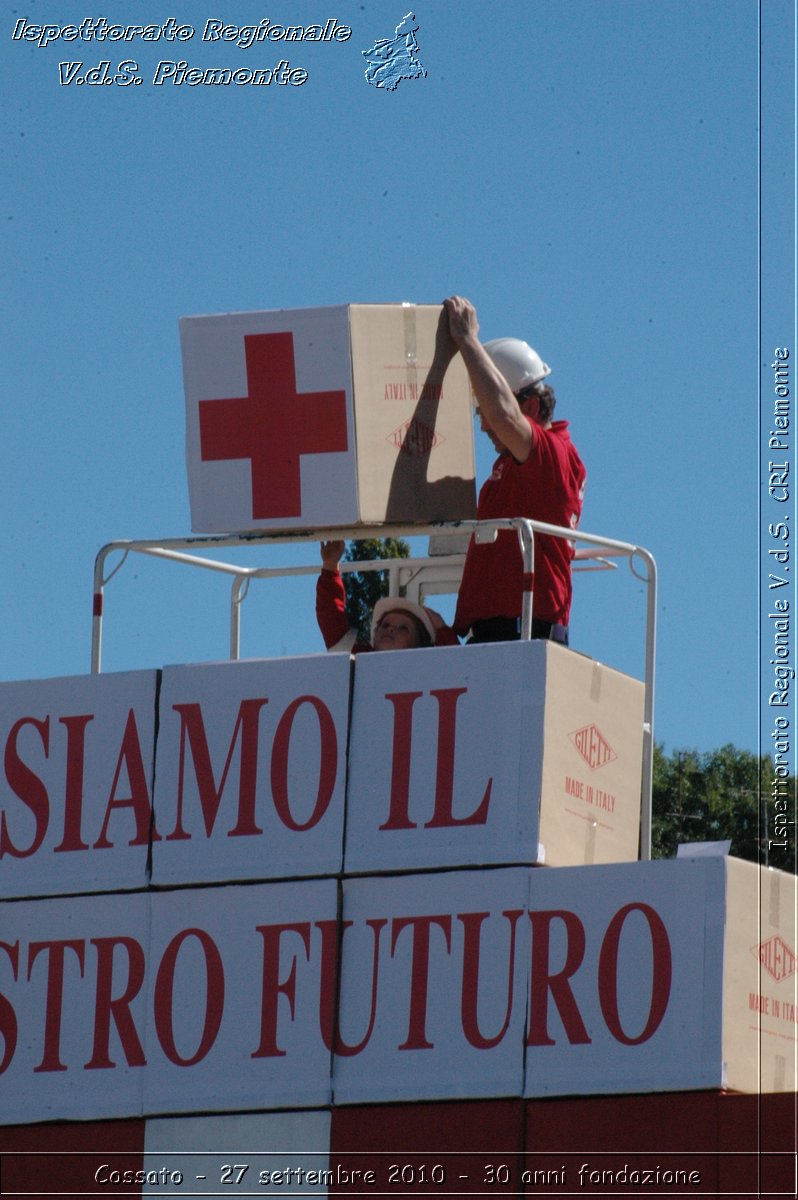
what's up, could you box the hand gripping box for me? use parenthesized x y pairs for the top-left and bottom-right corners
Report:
(180, 303), (477, 533)
(343, 640), (646, 874)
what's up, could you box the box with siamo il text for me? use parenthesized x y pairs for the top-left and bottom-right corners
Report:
(344, 639), (646, 874)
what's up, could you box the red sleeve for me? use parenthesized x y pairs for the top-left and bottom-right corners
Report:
(315, 569), (355, 650)
(434, 624), (460, 647)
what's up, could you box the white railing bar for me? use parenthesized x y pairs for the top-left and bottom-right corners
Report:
(572, 559), (618, 573)
(93, 525), (636, 674)
(92, 519), (656, 860)
(124, 545), (263, 576)
(93, 520), (648, 558)
(573, 545), (627, 559)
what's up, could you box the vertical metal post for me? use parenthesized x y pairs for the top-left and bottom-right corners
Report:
(91, 547), (108, 674)
(91, 587), (103, 674)
(230, 574), (247, 661)
(637, 548), (658, 861)
(516, 519), (535, 640)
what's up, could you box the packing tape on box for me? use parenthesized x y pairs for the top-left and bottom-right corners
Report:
(584, 819), (596, 865)
(589, 662), (603, 704)
(768, 869), (781, 926)
(401, 301), (419, 396)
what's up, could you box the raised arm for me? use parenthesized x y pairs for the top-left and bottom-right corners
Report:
(443, 295), (533, 463)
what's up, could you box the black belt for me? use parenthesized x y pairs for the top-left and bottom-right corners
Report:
(468, 617), (569, 645)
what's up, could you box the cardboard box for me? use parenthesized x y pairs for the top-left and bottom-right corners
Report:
(0, 670), (158, 900)
(150, 655), (351, 887)
(517, 856), (796, 1099)
(344, 641), (646, 873)
(720, 854), (797, 1093)
(1, 879), (338, 1124)
(181, 304), (476, 533)
(536, 643), (646, 867)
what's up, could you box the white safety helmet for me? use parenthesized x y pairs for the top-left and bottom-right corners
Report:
(483, 338), (551, 394)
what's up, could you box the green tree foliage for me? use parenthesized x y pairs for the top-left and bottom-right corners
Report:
(652, 743), (796, 873)
(341, 538), (410, 644)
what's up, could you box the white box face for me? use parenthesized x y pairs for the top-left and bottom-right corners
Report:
(181, 307), (358, 532)
(0, 880), (337, 1124)
(344, 644), (544, 872)
(332, 869), (530, 1103)
(143, 1111), (332, 1196)
(152, 656), (350, 886)
(0, 671), (157, 899)
(0, 891), (150, 1124)
(141, 880), (336, 1115)
(521, 859), (726, 1097)
(2, 859), (792, 1124)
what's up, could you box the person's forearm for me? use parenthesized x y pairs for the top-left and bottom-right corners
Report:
(444, 295), (531, 460)
(459, 334), (532, 461)
(458, 333), (515, 414)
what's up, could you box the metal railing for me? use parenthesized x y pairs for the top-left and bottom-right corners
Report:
(92, 520), (656, 857)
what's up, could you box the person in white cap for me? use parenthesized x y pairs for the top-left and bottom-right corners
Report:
(316, 540), (457, 653)
(442, 296), (586, 644)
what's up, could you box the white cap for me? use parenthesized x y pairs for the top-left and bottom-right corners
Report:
(371, 596), (436, 646)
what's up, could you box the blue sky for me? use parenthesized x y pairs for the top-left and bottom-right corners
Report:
(2, 0), (793, 755)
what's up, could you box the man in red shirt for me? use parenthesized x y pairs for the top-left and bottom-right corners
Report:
(443, 295), (586, 644)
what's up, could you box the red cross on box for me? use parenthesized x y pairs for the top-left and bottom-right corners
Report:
(182, 304), (476, 533)
(198, 331), (348, 520)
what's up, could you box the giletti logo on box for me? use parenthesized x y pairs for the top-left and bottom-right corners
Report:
(387, 418), (442, 457)
(569, 724), (617, 770)
(752, 936), (797, 982)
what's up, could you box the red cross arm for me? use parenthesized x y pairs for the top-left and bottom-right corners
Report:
(198, 331), (349, 519)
